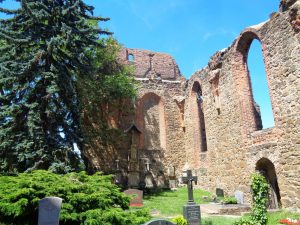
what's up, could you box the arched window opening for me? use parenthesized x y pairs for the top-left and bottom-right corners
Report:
(248, 40), (274, 129)
(256, 158), (281, 209)
(191, 82), (207, 152)
(128, 53), (134, 62)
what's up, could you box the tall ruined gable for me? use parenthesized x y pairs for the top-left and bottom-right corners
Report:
(119, 48), (183, 80)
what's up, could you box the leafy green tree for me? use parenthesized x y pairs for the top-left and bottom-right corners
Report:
(78, 38), (136, 142)
(0, 0), (110, 173)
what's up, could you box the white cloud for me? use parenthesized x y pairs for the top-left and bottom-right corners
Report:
(203, 28), (238, 40)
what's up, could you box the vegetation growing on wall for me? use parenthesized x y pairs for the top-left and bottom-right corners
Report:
(78, 38), (136, 149)
(233, 173), (269, 225)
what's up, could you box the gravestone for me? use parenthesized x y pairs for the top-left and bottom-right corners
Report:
(216, 188), (224, 197)
(124, 189), (143, 206)
(128, 172), (140, 187)
(157, 174), (166, 188)
(234, 190), (244, 204)
(38, 197), (62, 225)
(169, 179), (176, 189)
(182, 170), (201, 225)
(143, 219), (175, 225)
(145, 174), (154, 188)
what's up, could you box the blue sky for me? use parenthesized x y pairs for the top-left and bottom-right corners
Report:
(86, 0), (279, 77)
(0, 0), (277, 128)
(86, 0), (277, 128)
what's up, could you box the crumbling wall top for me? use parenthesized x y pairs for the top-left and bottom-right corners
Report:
(119, 48), (183, 80)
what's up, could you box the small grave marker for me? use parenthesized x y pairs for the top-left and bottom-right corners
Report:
(234, 190), (244, 204)
(124, 189), (143, 206)
(216, 188), (224, 197)
(38, 197), (62, 225)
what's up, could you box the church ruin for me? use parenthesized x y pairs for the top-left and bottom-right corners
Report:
(83, 0), (300, 210)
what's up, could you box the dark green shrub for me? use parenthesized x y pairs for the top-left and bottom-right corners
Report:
(0, 170), (150, 225)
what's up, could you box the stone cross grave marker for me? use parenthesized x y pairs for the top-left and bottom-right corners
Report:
(182, 170), (201, 225)
(182, 170), (197, 203)
(124, 189), (143, 206)
(143, 219), (176, 225)
(38, 197), (62, 225)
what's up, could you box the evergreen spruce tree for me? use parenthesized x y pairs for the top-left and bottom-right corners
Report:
(0, 0), (110, 173)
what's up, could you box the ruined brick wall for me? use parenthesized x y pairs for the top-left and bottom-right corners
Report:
(135, 80), (186, 181)
(83, 48), (187, 187)
(125, 48), (187, 186)
(83, 0), (299, 209)
(119, 48), (182, 80)
(186, 0), (300, 209)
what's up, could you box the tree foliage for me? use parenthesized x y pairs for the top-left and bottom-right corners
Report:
(77, 37), (137, 172)
(0, 0), (112, 173)
(0, 170), (150, 225)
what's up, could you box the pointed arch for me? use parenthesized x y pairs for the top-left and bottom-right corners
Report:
(234, 29), (275, 132)
(256, 157), (281, 209)
(191, 81), (207, 152)
(137, 92), (166, 150)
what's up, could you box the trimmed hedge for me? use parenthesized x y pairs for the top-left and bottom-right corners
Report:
(0, 170), (150, 225)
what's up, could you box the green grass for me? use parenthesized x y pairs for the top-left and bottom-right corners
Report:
(141, 187), (211, 216)
(236, 211), (300, 225)
(202, 211), (300, 225)
(137, 188), (300, 225)
(267, 210), (300, 225)
(202, 216), (239, 225)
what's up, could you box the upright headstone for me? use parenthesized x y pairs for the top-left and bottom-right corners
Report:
(145, 173), (154, 188)
(38, 197), (62, 225)
(216, 188), (224, 198)
(234, 190), (244, 204)
(168, 166), (177, 189)
(182, 170), (201, 225)
(128, 172), (140, 187)
(169, 179), (177, 189)
(126, 124), (142, 188)
(124, 189), (143, 206)
(157, 174), (166, 188)
(143, 219), (175, 225)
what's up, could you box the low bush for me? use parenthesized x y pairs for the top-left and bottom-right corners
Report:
(172, 216), (188, 225)
(223, 196), (238, 204)
(0, 170), (150, 225)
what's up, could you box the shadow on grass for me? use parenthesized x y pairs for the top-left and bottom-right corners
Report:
(143, 188), (178, 199)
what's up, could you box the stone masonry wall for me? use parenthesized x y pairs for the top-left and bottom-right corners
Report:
(84, 0), (299, 210)
(186, 1), (300, 209)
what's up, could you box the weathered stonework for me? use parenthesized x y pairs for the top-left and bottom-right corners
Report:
(185, 1), (300, 210)
(84, 0), (300, 210)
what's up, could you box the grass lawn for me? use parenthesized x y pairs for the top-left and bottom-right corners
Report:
(142, 187), (211, 217)
(202, 216), (239, 225)
(267, 210), (300, 225)
(135, 187), (300, 225)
